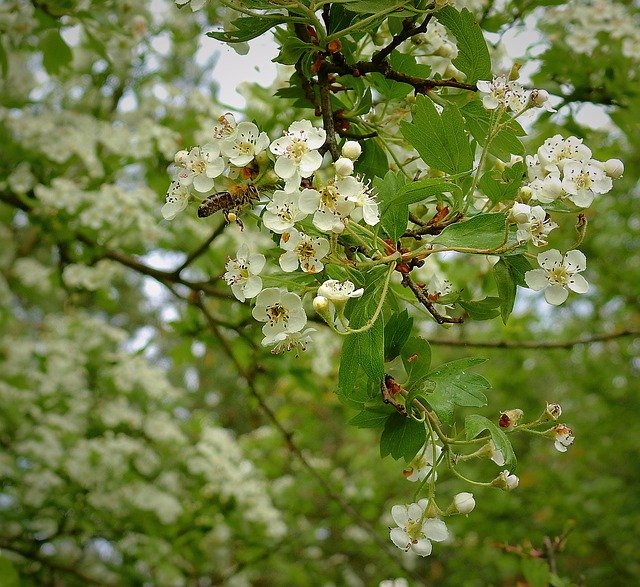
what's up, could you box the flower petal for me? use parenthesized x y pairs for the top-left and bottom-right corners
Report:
(423, 518), (448, 542)
(524, 269), (548, 291)
(544, 284), (568, 305)
(567, 273), (589, 294)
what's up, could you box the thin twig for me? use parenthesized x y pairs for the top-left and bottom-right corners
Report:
(174, 220), (226, 274)
(372, 12), (434, 64)
(401, 273), (464, 324)
(318, 65), (341, 160)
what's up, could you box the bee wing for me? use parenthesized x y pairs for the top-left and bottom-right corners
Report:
(197, 192), (228, 218)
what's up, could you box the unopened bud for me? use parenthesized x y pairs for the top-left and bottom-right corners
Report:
(313, 295), (330, 315)
(510, 202), (530, 224)
(604, 158), (624, 179)
(545, 402), (562, 421)
(334, 157), (354, 177)
(499, 409), (523, 432)
(518, 185), (533, 202)
(453, 492), (475, 514)
(341, 140), (362, 161)
(530, 89), (550, 107)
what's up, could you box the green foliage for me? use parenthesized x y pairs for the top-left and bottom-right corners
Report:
(465, 414), (516, 470)
(380, 412), (426, 461)
(432, 212), (508, 249)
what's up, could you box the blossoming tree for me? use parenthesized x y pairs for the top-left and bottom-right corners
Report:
(1, 0), (639, 585)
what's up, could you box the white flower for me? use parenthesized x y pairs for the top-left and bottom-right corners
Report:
(342, 176), (380, 226)
(525, 249), (589, 305)
(252, 288), (307, 346)
(175, 0), (208, 12)
(510, 203), (558, 247)
(528, 174), (563, 204)
(545, 402), (562, 421)
(403, 442), (442, 482)
(334, 157), (354, 177)
(561, 160), (613, 208)
(389, 501), (448, 557)
(262, 188), (309, 234)
(211, 112), (237, 141)
(493, 470), (519, 491)
(341, 140), (362, 161)
(317, 280), (363, 305)
(553, 424), (574, 453)
(223, 244), (266, 302)
(537, 134), (592, 172)
(299, 180), (356, 234)
(476, 76), (528, 112)
(269, 328), (316, 355)
(453, 492), (475, 515)
(270, 120), (326, 189)
(530, 89), (556, 112)
(161, 181), (191, 220)
(489, 441), (505, 466)
(220, 121), (269, 167)
(178, 145), (225, 193)
(279, 228), (330, 274)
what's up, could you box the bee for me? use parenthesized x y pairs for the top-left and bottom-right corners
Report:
(197, 183), (259, 228)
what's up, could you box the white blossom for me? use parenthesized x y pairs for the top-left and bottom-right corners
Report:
(298, 179), (357, 234)
(537, 134), (592, 173)
(553, 424), (575, 453)
(262, 188), (309, 234)
(279, 228), (330, 274)
(561, 159), (613, 208)
(389, 500), (448, 557)
(317, 280), (364, 305)
(270, 120), (326, 189)
(476, 76), (528, 112)
(211, 112), (237, 141)
(493, 470), (519, 491)
(525, 249), (589, 305)
(403, 442), (442, 482)
(161, 181), (192, 220)
(220, 121), (269, 167)
(177, 145), (225, 193)
(604, 158), (624, 179)
(341, 140), (362, 161)
(453, 492), (475, 514)
(223, 244), (266, 302)
(545, 402), (562, 421)
(489, 441), (506, 466)
(252, 288), (307, 346)
(510, 203), (558, 246)
(269, 328), (316, 355)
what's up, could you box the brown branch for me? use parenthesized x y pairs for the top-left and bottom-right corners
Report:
(372, 12), (434, 65)
(427, 329), (640, 349)
(402, 273), (464, 324)
(174, 220), (226, 274)
(318, 65), (341, 160)
(193, 297), (425, 583)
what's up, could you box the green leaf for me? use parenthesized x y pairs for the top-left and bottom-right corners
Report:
(493, 259), (516, 324)
(207, 16), (288, 44)
(431, 213), (508, 250)
(400, 95), (473, 175)
(40, 30), (73, 75)
(343, 0), (416, 16)
(380, 412), (426, 461)
(384, 309), (413, 361)
(380, 178), (460, 242)
(436, 7), (492, 84)
(389, 51), (431, 78)
(350, 405), (395, 428)
(461, 101), (525, 162)
(368, 72), (413, 99)
(465, 414), (516, 470)
(458, 297), (501, 320)
(426, 358), (489, 424)
(479, 161), (525, 204)
(272, 37), (317, 65)
(354, 139), (388, 180)
(401, 336), (432, 385)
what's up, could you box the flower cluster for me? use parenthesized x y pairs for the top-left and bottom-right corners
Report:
(164, 118), (380, 351)
(389, 500), (448, 557)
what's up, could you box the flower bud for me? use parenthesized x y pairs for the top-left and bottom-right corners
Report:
(453, 492), (475, 514)
(530, 89), (550, 107)
(334, 157), (354, 177)
(313, 295), (329, 315)
(544, 402), (562, 421)
(492, 470), (519, 491)
(498, 409), (523, 432)
(603, 158), (624, 179)
(509, 202), (531, 224)
(518, 185), (533, 202)
(174, 149), (189, 167)
(341, 140), (362, 161)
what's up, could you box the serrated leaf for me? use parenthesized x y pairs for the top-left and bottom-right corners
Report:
(272, 37), (316, 65)
(465, 414), (516, 470)
(384, 309), (413, 361)
(479, 161), (525, 204)
(461, 101), (525, 162)
(350, 405), (395, 428)
(493, 259), (516, 324)
(40, 30), (73, 75)
(381, 178), (460, 241)
(432, 213), (507, 250)
(380, 412), (426, 461)
(426, 358), (489, 424)
(207, 16), (288, 43)
(458, 297), (501, 320)
(401, 95), (473, 175)
(436, 7), (492, 84)
(401, 336), (432, 385)
(368, 72), (413, 99)
(344, 0), (415, 16)
(389, 51), (431, 78)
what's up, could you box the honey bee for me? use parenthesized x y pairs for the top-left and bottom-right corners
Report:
(197, 183), (259, 227)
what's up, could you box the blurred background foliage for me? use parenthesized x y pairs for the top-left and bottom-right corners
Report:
(0, 0), (639, 585)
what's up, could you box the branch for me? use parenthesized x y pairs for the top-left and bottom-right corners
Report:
(427, 329), (640, 349)
(372, 12), (434, 65)
(193, 298), (425, 583)
(401, 273), (464, 324)
(318, 65), (341, 160)
(174, 220), (226, 274)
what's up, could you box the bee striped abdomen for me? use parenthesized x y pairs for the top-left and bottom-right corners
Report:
(197, 184), (259, 219)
